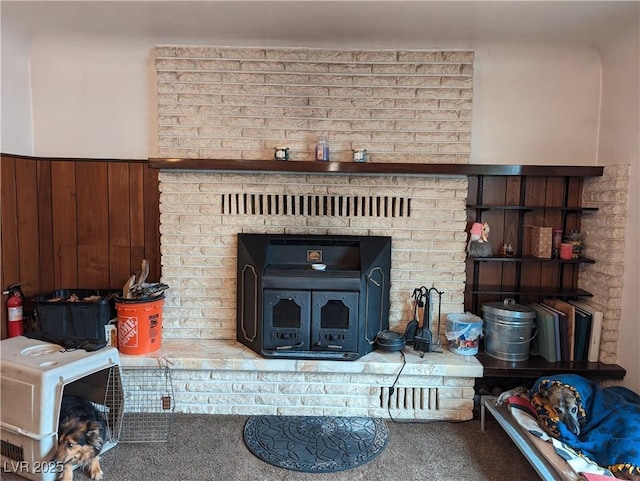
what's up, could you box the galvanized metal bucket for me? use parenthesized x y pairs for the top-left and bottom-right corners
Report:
(482, 299), (536, 361)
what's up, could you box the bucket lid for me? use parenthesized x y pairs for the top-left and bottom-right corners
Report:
(482, 298), (536, 319)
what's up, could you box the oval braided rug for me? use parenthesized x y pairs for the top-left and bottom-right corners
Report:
(243, 415), (389, 473)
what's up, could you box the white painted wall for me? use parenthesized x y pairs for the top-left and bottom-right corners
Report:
(470, 42), (601, 165)
(29, 37), (158, 159)
(10, 36), (603, 167)
(597, 28), (640, 392)
(0, 25), (33, 154)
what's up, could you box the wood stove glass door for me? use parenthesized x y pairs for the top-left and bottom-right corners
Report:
(263, 290), (311, 351)
(311, 291), (359, 352)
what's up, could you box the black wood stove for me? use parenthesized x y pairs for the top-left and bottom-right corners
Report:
(237, 233), (391, 360)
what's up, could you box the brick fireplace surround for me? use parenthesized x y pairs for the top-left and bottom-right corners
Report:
(119, 46), (627, 422)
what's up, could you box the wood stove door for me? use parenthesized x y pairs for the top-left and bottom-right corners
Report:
(263, 290), (311, 351)
(311, 291), (359, 352)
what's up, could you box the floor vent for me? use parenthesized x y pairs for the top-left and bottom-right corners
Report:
(379, 386), (438, 411)
(1, 439), (24, 461)
(221, 193), (411, 218)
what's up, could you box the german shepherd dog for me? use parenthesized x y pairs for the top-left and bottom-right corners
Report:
(53, 395), (107, 481)
(497, 382), (582, 436)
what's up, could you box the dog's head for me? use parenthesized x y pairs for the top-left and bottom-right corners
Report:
(538, 382), (582, 436)
(53, 419), (104, 466)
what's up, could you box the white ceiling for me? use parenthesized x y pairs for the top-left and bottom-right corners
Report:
(2, 1), (639, 49)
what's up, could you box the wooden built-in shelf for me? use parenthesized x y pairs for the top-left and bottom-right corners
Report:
(477, 352), (627, 380)
(466, 256), (596, 264)
(465, 285), (593, 298)
(148, 158), (605, 177)
(467, 205), (599, 213)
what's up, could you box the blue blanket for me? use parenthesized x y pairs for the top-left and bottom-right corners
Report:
(530, 374), (640, 479)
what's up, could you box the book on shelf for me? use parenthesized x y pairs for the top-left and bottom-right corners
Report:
(537, 302), (563, 361)
(537, 302), (569, 361)
(543, 298), (576, 361)
(529, 303), (557, 363)
(568, 300), (603, 362)
(572, 305), (592, 362)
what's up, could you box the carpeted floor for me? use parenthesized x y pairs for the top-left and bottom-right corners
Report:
(1, 414), (539, 481)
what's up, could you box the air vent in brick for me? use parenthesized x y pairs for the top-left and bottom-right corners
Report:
(380, 386), (439, 411)
(221, 194), (411, 218)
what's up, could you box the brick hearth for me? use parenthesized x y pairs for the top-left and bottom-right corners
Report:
(119, 339), (482, 421)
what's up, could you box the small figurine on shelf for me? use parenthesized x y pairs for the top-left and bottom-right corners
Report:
(467, 221), (492, 257)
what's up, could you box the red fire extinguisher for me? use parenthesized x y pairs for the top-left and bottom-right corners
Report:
(3, 284), (25, 337)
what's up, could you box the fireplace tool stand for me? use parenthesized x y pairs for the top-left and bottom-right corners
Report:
(412, 286), (444, 356)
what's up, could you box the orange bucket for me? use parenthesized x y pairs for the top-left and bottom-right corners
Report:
(115, 295), (164, 355)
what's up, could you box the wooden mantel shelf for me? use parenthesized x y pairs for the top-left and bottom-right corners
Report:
(148, 158), (604, 177)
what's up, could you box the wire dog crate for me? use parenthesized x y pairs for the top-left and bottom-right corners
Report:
(118, 366), (174, 443)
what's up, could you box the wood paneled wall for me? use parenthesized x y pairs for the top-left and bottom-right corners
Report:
(1, 154), (160, 338)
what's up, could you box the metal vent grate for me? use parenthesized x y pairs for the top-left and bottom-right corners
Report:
(1, 440), (24, 461)
(222, 193), (411, 218)
(379, 386), (439, 411)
